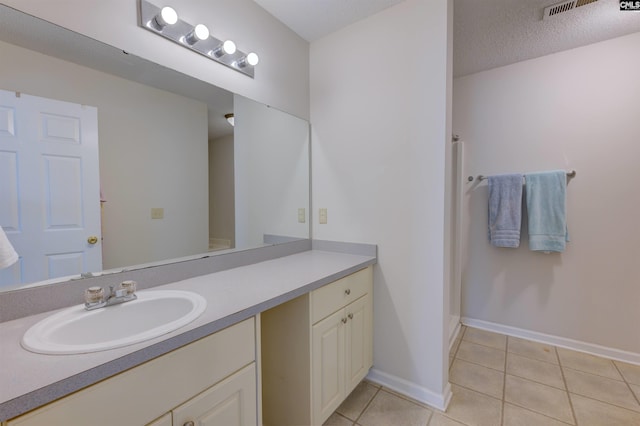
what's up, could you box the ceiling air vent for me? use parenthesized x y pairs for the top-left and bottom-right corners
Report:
(543, 0), (599, 20)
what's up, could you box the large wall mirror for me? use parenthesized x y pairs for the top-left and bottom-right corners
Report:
(0, 4), (310, 292)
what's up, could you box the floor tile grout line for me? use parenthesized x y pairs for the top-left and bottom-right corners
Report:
(565, 389), (640, 414)
(503, 400), (577, 426)
(563, 364), (631, 384)
(447, 382), (503, 402)
(503, 371), (567, 392)
(352, 386), (380, 425)
(452, 356), (505, 373)
(614, 361), (640, 406)
(556, 344), (578, 425)
(560, 365), (626, 383)
(460, 337), (506, 352)
(448, 364), (504, 400)
(501, 337), (508, 426)
(556, 347), (628, 381)
(378, 386), (435, 410)
(424, 408), (434, 426)
(568, 390), (640, 421)
(331, 412), (354, 425)
(506, 349), (561, 366)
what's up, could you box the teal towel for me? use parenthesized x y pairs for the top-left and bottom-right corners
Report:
(525, 170), (568, 253)
(488, 174), (523, 248)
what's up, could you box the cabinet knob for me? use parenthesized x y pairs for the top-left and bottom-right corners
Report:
(341, 317), (348, 324)
(345, 288), (351, 295)
(348, 313), (354, 319)
(184, 421), (195, 426)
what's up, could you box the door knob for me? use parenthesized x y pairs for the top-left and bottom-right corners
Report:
(87, 236), (99, 245)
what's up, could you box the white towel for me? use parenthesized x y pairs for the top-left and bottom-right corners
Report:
(0, 226), (18, 269)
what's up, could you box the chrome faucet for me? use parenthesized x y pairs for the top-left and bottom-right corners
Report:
(84, 281), (137, 310)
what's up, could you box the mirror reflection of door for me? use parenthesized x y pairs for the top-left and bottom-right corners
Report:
(208, 126), (235, 251)
(0, 89), (101, 290)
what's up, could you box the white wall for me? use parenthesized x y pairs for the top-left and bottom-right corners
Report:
(234, 95), (310, 248)
(3, 0), (309, 119)
(310, 0), (453, 408)
(209, 134), (235, 246)
(454, 32), (640, 356)
(0, 40), (209, 270)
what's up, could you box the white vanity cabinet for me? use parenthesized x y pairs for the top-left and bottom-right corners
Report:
(6, 318), (258, 426)
(262, 266), (373, 426)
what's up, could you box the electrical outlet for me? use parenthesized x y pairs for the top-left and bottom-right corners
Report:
(151, 207), (164, 219)
(298, 208), (306, 223)
(319, 208), (327, 224)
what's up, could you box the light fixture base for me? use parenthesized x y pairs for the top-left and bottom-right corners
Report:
(139, 0), (255, 78)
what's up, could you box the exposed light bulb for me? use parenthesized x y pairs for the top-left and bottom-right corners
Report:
(223, 40), (237, 55)
(237, 52), (259, 68)
(210, 40), (236, 58)
(246, 52), (259, 66)
(160, 7), (178, 25)
(194, 24), (209, 40)
(152, 6), (178, 30)
(185, 24), (209, 44)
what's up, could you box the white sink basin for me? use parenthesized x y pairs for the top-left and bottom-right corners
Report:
(22, 290), (207, 355)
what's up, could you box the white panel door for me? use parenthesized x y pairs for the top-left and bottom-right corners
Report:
(0, 90), (101, 288)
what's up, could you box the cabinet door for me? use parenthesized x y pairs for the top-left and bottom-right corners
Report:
(172, 363), (257, 426)
(345, 295), (372, 394)
(312, 308), (346, 425)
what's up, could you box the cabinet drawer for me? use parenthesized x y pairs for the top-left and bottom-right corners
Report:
(7, 318), (256, 426)
(311, 267), (372, 324)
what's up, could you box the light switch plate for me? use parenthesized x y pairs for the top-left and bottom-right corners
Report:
(319, 208), (327, 224)
(151, 208), (164, 219)
(298, 208), (306, 223)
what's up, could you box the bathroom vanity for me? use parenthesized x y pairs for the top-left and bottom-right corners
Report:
(262, 266), (373, 425)
(0, 246), (376, 426)
(7, 318), (258, 426)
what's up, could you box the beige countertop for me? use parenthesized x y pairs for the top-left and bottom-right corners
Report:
(0, 248), (376, 421)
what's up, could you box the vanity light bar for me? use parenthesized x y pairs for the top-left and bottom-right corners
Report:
(139, 0), (258, 78)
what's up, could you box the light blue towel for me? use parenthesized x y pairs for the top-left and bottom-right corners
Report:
(488, 174), (523, 248)
(525, 170), (568, 253)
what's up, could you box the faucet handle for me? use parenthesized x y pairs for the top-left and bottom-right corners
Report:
(119, 280), (137, 296)
(84, 286), (104, 304)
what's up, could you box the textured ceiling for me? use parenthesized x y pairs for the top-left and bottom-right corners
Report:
(454, 0), (640, 77)
(254, 0), (640, 77)
(252, 0), (406, 42)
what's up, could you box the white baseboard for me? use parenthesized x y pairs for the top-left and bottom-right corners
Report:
(366, 368), (452, 411)
(461, 317), (640, 366)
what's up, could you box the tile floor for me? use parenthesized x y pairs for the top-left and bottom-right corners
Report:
(324, 326), (640, 426)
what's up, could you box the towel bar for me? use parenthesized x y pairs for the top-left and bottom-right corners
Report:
(468, 170), (576, 183)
